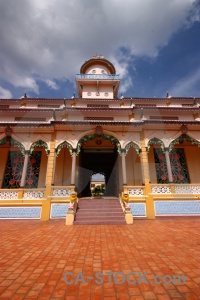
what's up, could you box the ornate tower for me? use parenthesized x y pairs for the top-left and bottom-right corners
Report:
(76, 55), (120, 99)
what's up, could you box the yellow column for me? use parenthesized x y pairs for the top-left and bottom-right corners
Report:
(140, 132), (155, 219)
(145, 183), (155, 219)
(41, 132), (56, 220)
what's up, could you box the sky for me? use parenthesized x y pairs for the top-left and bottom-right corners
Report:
(0, 0), (200, 99)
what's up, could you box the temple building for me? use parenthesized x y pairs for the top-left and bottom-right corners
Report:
(0, 55), (200, 223)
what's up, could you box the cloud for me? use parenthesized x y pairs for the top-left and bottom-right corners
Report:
(170, 66), (200, 96)
(0, 0), (198, 94)
(43, 79), (59, 90)
(0, 87), (12, 99)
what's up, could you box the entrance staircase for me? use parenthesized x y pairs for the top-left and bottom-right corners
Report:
(74, 198), (126, 225)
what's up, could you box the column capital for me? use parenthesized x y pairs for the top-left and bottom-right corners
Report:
(121, 148), (126, 153)
(164, 147), (169, 152)
(25, 150), (30, 155)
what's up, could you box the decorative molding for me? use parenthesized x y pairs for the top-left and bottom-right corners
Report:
(125, 141), (141, 155)
(102, 134), (121, 154)
(56, 141), (73, 156)
(4, 126), (13, 136)
(0, 136), (25, 155)
(147, 137), (165, 152)
(29, 140), (49, 155)
(77, 133), (121, 154)
(77, 134), (96, 154)
(95, 126), (103, 136)
(180, 124), (188, 134)
(0, 136), (7, 145)
(169, 134), (200, 152)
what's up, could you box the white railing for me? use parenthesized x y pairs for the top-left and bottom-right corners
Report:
(175, 185), (200, 194)
(0, 190), (18, 200)
(151, 185), (171, 194)
(23, 189), (45, 199)
(125, 184), (200, 196)
(127, 186), (144, 196)
(76, 74), (120, 80)
(52, 186), (71, 197)
(151, 184), (200, 194)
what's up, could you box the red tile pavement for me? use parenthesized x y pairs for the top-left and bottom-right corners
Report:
(0, 218), (200, 299)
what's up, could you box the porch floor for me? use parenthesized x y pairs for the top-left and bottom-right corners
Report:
(0, 218), (200, 299)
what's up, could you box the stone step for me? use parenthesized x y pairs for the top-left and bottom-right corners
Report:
(74, 198), (126, 225)
(76, 207), (122, 210)
(74, 220), (126, 225)
(75, 212), (123, 217)
(75, 214), (124, 219)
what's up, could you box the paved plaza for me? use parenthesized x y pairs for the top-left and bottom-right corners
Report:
(0, 218), (200, 299)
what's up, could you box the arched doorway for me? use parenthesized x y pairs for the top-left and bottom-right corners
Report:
(77, 132), (120, 197)
(90, 172), (106, 196)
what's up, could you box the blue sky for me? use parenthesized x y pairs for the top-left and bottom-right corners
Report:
(0, 0), (199, 99)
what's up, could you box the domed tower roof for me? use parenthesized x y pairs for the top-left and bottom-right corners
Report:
(80, 55), (116, 74)
(76, 55), (120, 99)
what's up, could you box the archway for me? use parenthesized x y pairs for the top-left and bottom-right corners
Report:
(77, 133), (120, 197)
(90, 172), (106, 196)
(169, 134), (200, 183)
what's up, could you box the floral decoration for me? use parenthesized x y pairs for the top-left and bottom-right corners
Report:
(2, 152), (24, 188)
(68, 205), (74, 211)
(154, 148), (189, 183)
(2, 151), (42, 188)
(125, 205), (131, 211)
(25, 151), (42, 188)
